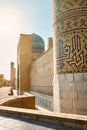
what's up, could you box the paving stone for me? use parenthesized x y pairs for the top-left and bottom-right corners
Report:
(0, 126), (9, 130)
(0, 114), (76, 130)
(0, 87), (11, 100)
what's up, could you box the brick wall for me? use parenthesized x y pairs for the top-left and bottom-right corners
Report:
(18, 34), (32, 92)
(30, 48), (53, 96)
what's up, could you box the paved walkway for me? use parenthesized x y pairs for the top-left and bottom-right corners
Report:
(0, 87), (11, 100)
(0, 87), (77, 130)
(0, 114), (76, 130)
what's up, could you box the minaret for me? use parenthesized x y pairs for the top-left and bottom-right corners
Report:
(10, 62), (16, 89)
(53, 0), (87, 114)
(47, 37), (53, 50)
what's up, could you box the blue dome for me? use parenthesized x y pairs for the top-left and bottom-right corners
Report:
(31, 33), (45, 49)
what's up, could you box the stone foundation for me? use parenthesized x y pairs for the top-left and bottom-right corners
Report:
(0, 95), (35, 109)
(30, 91), (53, 111)
(54, 73), (87, 114)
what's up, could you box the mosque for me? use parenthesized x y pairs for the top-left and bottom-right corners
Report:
(10, 0), (87, 115)
(17, 33), (53, 110)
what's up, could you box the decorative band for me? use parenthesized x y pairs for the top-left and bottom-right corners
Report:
(54, 7), (87, 24)
(57, 28), (87, 37)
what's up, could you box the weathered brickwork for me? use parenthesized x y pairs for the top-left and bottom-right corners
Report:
(17, 34), (32, 92)
(10, 62), (16, 89)
(17, 34), (53, 96)
(30, 48), (53, 96)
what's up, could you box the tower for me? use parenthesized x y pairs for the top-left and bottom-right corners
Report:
(53, 0), (87, 114)
(17, 34), (32, 93)
(10, 62), (16, 89)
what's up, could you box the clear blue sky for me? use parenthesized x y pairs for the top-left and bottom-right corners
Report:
(0, 0), (52, 79)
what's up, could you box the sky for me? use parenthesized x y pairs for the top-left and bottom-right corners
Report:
(0, 0), (52, 80)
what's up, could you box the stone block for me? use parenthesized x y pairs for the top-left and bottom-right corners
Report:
(73, 82), (87, 91)
(61, 108), (73, 114)
(64, 122), (85, 129)
(59, 74), (66, 82)
(72, 99), (77, 113)
(76, 100), (87, 109)
(60, 90), (77, 99)
(77, 91), (87, 99)
(83, 73), (87, 81)
(66, 74), (73, 82)
(59, 82), (73, 91)
(60, 99), (73, 109)
(78, 109), (87, 115)
(74, 73), (83, 82)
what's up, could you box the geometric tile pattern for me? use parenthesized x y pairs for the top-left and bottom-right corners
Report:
(53, 0), (87, 73)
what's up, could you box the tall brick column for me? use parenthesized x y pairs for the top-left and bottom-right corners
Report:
(17, 34), (32, 93)
(10, 62), (16, 89)
(53, 0), (87, 114)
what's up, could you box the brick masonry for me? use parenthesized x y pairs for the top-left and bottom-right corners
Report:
(17, 34), (32, 92)
(30, 48), (53, 96)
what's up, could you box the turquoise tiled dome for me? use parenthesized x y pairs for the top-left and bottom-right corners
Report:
(31, 33), (45, 49)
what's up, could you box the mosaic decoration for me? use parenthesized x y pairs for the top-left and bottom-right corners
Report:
(53, 0), (87, 73)
(54, 0), (87, 16)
